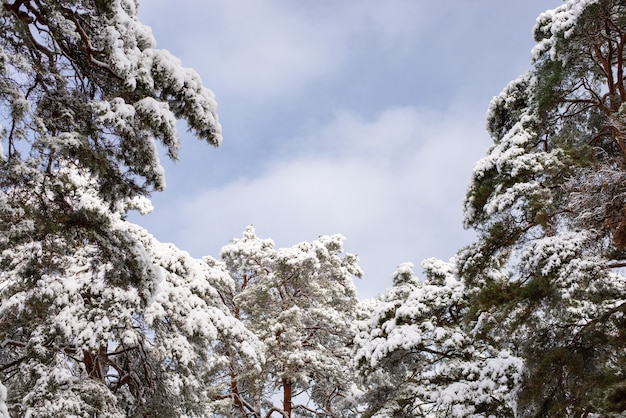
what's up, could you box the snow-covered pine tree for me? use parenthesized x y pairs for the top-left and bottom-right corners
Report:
(0, 1), (262, 416)
(460, 0), (626, 415)
(1, 169), (263, 416)
(354, 260), (523, 417)
(211, 226), (362, 418)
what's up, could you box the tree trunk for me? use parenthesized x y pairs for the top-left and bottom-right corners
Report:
(83, 346), (106, 381)
(282, 377), (292, 417)
(230, 366), (245, 414)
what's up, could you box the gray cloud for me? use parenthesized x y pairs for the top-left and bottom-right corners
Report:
(134, 1), (562, 298)
(139, 1), (426, 102)
(151, 106), (489, 298)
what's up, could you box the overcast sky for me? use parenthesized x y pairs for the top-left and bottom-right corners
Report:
(132, 1), (561, 299)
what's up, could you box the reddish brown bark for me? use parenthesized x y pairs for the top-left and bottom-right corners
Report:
(231, 366), (245, 413)
(282, 377), (292, 418)
(83, 346), (107, 381)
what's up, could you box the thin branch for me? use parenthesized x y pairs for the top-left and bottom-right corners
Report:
(0, 355), (27, 372)
(264, 407), (289, 418)
(0, 339), (26, 348)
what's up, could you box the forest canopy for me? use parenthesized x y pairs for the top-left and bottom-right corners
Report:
(3, 0), (626, 417)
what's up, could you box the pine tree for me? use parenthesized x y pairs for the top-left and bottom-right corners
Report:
(460, 0), (626, 415)
(0, 168), (263, 416)
(354, 260), (522, 418)
(0, 1), (262, 415)
(212, 226), (362, 418)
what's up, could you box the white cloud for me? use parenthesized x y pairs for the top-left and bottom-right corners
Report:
(133, 1), (559, 298)
(160, 105), (490, 298)
(139, 0), (425, 102)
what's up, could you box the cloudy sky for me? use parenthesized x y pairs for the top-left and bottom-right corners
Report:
(133, 1), (561, 299)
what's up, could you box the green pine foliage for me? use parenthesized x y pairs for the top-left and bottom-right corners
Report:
(5, 0), (626, 416)
(357, 1), (626, 417)
(0, 1), (261, 416)
(213, 226), (362, 417)
(459, 0), (626, 416)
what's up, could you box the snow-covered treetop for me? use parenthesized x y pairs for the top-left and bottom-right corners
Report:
(463, 0), (626, 276)
(0, 168), (262, 416)
(217, 226), (362, 417)
(355, 260), (523, 417)
(458, 1), (626, 413)
(0, 0), (222, 203)
(532, 0), (600, 62)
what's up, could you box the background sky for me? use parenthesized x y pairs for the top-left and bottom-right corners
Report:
(132, 1), (561, 299)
